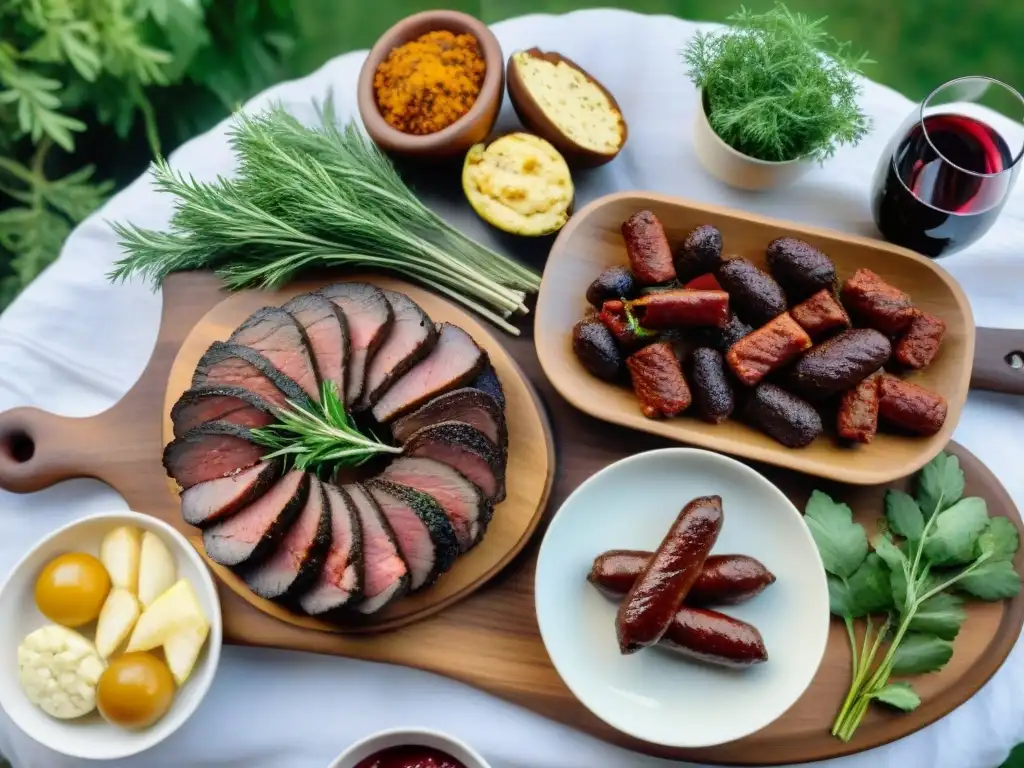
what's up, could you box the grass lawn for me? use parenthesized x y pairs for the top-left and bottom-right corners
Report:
(290, 0), (1024, 107)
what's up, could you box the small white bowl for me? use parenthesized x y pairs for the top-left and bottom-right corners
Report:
(0, 511), (222, 760)
(329, 727), (491, 768)
(535, 448), (829, 748)
(692, 91), (812, 190)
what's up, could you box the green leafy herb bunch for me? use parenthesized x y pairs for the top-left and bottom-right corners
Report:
(683, 3), (872, 163)
(806, 451), (1021, 742)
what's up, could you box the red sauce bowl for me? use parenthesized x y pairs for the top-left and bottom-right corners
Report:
(329, 728), (490, 768)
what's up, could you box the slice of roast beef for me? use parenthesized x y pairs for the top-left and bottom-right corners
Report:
(365, 478), (459, 591)
(390, 388), (506, 449)
(203, 470), (309, 568)
(283, 292), (349, 401)
(371, 323), (485, 424)
(319, 283), (393, 406)
(162, 422), (265, 491)
(245, 476), (331, 600)
(356, 290), (437, 411)
(171, 386), (277, 438)
(345, 483), (409, 614)
(191, 342), (308, 408)
(381, 457), (491, 552)
(299, 483), (364, 616)
(180, 460), (280, 528)
(229, 307), (320, 402)
(472, 364), (506, 409)
(401, 421), (506, 502)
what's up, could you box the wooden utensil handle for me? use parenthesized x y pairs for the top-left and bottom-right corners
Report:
(0, 407), (107, 493)
(972, 327), (1024, 395)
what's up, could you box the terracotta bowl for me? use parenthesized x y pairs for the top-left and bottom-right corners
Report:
(357, 11), (505, 160)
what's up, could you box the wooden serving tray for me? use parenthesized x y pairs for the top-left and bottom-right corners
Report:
(537, 191), (975, 485)
(0, 271), (1021, 765)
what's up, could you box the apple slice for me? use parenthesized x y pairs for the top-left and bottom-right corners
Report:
(164, 623), (209, 686)
(126, 579), (206, 652)
(138, 531), (177, 609)
(94, 588), (140, 658)
(100, 526), (141, 593)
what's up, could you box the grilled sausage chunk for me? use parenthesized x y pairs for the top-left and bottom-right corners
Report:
(661, 607), (769, 668)
(788, 329), (892, 400)
(688, 348), (735, 423)
(589, 551), (775, 605)
(599, 300), (657, 351)
(766, 237), (838, 301)
(744, 383), (823, 448)
(790, 289), (851, 340)
(616, 495), (724, 654)
(586, 266), (638, 308)
(626, 342), (692, 418)
(841, 269), (915, 334)
(894, 310), (946, 370)
(622, 211), (676, 285)
(837, 372), (881, 444)
(572, 318), (622, 380)
(726, 313), (813, 386)
(878, 374), (948, 436)
(674, 224), (723, 283)
(715, 258), (788, 326)
(628, 290), (730, 329)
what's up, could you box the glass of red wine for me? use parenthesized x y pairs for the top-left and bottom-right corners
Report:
(871, 76), (1024, 258)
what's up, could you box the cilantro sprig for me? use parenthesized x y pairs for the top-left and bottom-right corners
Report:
(806, 451), (1021, 742)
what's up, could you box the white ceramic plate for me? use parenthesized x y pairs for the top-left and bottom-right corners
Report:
(535, 448), (829, 748)
(0, 511), (222, 760)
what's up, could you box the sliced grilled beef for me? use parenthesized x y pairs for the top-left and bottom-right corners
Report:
(345, 483), (409, 614)
(365, 478), (459, 591)
(192, 342), (308, 408)
(402, 421), (506, 502)
(390, 388), (506, 449)
(203, 470), (310, 568)
(319, 283), (393, 406)
(171, 386), (277, 438)
(283, 292), (349, 400)
(229, 307), (321, 402)
(371, 323), (485, 423)
(162, 422), (265, 491)
(299, 484), (364, 616)
(245, 476), (331, 600)
(180, 461), (280, 528)
(381, 457), (491, 552)
(356, 290), (437, 411)
(472, 364), (506, 409)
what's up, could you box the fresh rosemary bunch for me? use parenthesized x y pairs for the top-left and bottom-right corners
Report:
(250, 381), (401, 477)
(108, 96), (540, 334)
(683, 3), (871, 163)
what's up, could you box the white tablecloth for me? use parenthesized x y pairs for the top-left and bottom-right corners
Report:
(1, 10), (1022, 768)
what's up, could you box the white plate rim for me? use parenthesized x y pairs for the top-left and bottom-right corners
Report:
(0, 509), (223, 760)
(534, 447), (830, 748)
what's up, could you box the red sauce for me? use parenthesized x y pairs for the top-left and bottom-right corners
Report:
(354, 745), (467, 768)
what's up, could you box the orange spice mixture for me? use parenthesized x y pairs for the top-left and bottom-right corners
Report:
(373, 30), (486, 135)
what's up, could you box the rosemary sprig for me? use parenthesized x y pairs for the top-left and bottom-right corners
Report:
(108, 95), (540, 335)
(251, 381), (401, 477)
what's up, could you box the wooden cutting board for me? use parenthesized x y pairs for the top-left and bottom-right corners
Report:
(0, 271), (1020, 766)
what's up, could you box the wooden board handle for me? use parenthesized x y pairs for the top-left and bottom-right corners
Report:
(972, 327), (1024, 395)
(0, 407), (107, 493)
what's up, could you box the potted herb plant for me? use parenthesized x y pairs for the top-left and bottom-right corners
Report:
(683, 4), (871, 190)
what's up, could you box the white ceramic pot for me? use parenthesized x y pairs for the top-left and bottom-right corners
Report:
(692, 93), (812, 191)
(329, 727), (491, 768)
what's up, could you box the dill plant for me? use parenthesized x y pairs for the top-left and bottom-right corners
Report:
(683, 4), (871, 163)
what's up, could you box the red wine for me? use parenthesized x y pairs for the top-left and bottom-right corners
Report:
(872, 113), (1017, 257)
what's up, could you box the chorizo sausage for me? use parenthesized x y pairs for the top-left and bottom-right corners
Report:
(628, 289), (730, 328)
(878, 374), (948, 436)
(894, 310), (946, 370)
(837, 372), (881, 444)
(790, 289), (851, 340)
(726, 313), (813, 386)
(589, 551), (776, 605)
(622, 210), (676, 285)
(841, 268), (915, 334)
(661, 607), (769, 668)
(625, 342), (692, 419)
(616, 496), (723, 654)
